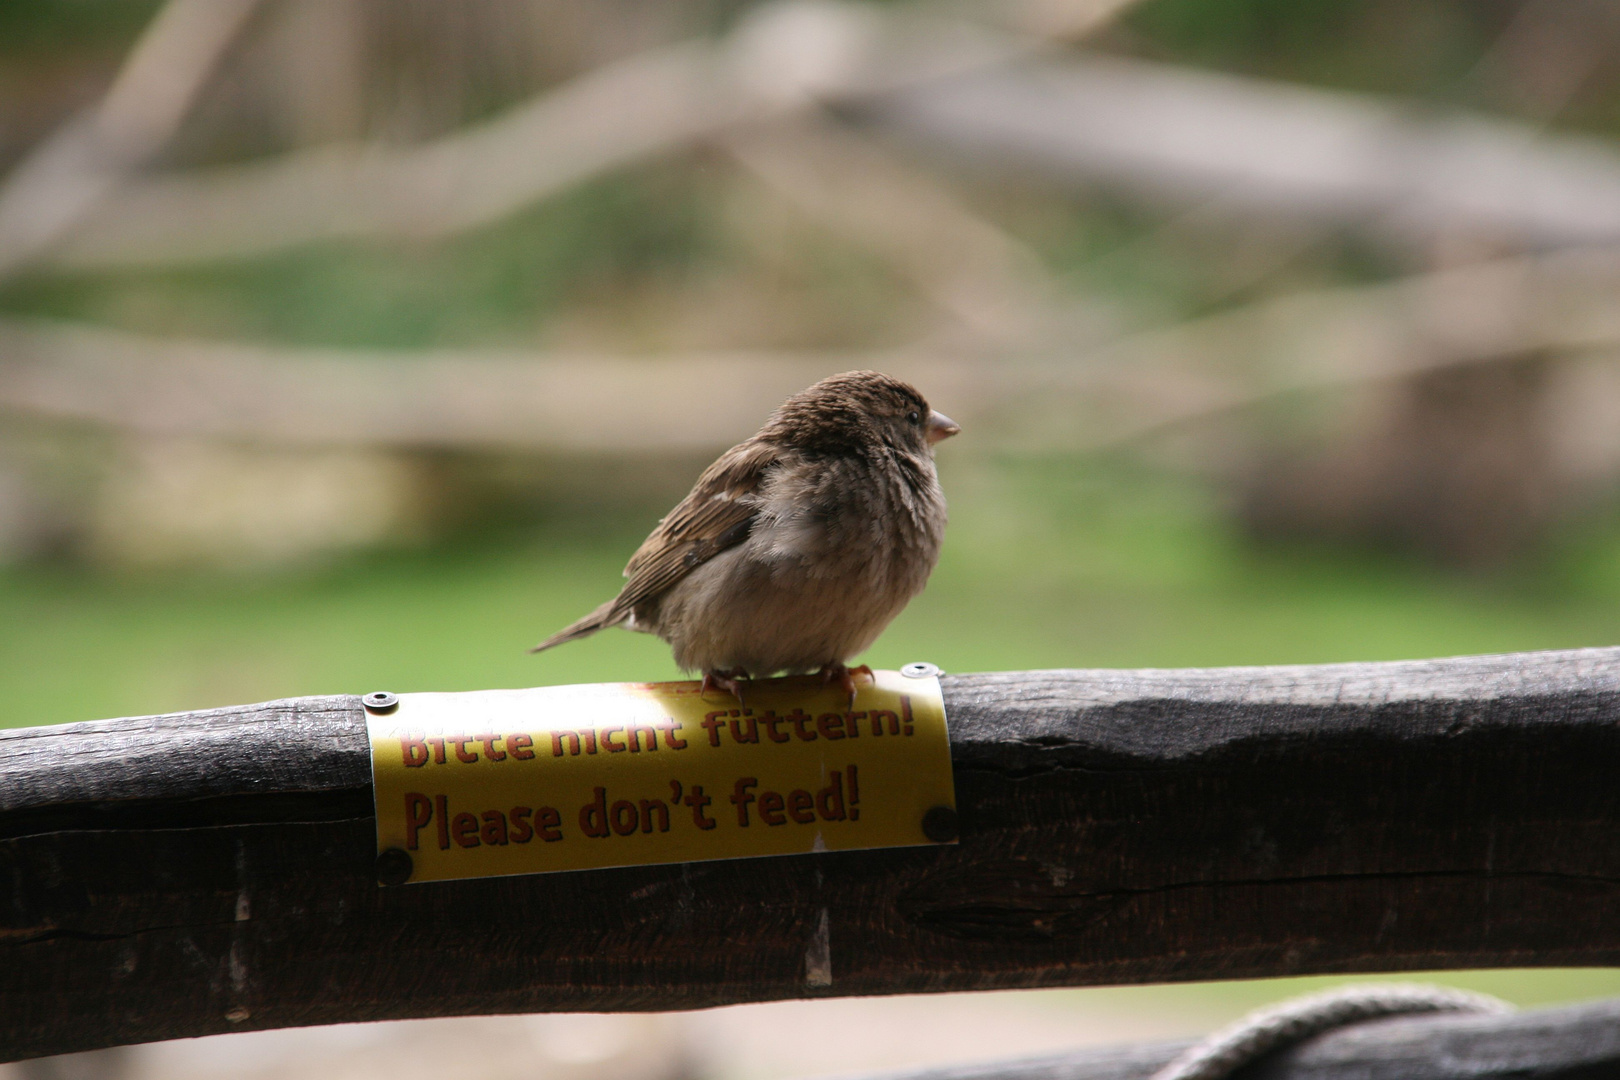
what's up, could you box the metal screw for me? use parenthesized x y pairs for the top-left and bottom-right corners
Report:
(376, 847), (413, 886)
(901, 662), (942, 679)
(363, 691), (398, 713)
(922, 805), (959, 843)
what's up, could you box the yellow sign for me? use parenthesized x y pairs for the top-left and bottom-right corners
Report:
(367, 670), (956, 883)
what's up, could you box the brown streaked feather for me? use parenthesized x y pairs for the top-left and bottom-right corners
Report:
(529, 439), (776, 654)
(618, 439), (777, 608)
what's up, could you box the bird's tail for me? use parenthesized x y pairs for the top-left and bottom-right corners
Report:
(529, 599), (626, 654)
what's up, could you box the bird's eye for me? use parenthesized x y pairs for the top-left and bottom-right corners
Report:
(907, 410), (921, 424)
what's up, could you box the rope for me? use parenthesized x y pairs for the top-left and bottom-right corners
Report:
(1149, 982), (1513, 1080)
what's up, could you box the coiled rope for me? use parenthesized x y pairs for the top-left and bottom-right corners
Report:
(1149, 982), (1513, 1080)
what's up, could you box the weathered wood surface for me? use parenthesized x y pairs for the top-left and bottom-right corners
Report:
(848, 997), (1620, 1080)
(5, 647), (1620, 1060)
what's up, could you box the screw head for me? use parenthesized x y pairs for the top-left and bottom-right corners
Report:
(363, 691), (398, 713)
(901, 662), (942, 679)
(376, 847), (413, 886)
(922, 805), (959, 843)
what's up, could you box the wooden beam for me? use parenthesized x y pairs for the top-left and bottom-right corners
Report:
(5, 647), (1620, 1060)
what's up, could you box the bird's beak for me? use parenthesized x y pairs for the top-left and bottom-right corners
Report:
(926, 410), (961, 444)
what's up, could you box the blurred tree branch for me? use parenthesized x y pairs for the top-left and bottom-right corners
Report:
(28, 0), (1139, 272)
(5, 249), (1619, 456)
(31, 3), (977, 268)
(865, 52), (1620, 251)
(40, 39), (743, 268)
(0, 0), (263, 282)
(17, 1), (1620, 273)
(720, 115), (1063, 343)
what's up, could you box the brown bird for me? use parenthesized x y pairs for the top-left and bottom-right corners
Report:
(531, 370), (959, 699)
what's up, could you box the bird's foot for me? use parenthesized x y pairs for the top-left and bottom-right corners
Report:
(702, 668), (751, 704)
(819, 662), (874, 708)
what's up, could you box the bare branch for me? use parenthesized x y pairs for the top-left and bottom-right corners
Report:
(998, 0), (1156, 41)
(0, 0), (262, 280)
(32, 5), (1620, 270)
(3, 3), (1173, 272)
(5, 250), (1620, 456)
(46, 40), (744, 268)
(0, 320), (871, 452)
(722, 116), (1061, 341)
(867, 51), (1620, 249)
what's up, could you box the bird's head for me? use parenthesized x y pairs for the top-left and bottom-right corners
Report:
(766, 370), (960, 457)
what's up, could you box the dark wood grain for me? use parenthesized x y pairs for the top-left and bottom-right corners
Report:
(6, 648), (1620, 1060)
(839, 998), (1620, 1080)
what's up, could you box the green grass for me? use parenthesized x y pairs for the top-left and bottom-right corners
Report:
(8, 455), (1620, 727)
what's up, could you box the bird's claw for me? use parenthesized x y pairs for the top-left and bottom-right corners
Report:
(819, 662), (873, 708)
(702, 668), (750, 704)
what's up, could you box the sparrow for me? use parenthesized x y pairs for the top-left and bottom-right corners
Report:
(531, 370), (959, 699)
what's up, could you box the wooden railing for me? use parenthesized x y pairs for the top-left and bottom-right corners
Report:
(5, 647), (1620, 1063)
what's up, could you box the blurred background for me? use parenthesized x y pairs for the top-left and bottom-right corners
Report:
(8, 0), (1620, 1075)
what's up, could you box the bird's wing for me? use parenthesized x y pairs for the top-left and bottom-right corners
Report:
(529, 440), (775, 655)
(616, 438), (778, 611)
